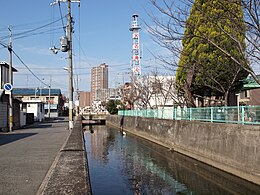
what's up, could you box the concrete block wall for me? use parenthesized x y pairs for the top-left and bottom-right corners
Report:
(106, 115), (260, 185)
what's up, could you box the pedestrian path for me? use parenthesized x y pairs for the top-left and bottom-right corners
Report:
(0, 117), (70, 195)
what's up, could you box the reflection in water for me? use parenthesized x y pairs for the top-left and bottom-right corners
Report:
(84, 126), (260, 195)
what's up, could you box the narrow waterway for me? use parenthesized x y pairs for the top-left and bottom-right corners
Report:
(84, 125), (260, 195)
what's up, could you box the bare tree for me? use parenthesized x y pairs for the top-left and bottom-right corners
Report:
(134, 76), (154, 109)
(146, 0), (260, 84)
(129, 72), (185, 109)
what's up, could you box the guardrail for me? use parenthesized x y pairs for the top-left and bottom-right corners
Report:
(118, 106), (260, 125)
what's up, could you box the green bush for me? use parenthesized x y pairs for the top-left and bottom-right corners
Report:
(106, 100), (125, 115)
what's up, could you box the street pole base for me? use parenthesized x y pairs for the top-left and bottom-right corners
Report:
(69, 121), (74, 130)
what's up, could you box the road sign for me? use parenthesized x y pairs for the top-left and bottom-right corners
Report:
(4, 83), (13, 91)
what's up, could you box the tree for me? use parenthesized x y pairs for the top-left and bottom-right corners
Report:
(129, 73), (185, 109)
(177, 0), (248, 106)
(106, 100), (124, 115)
(147, 0), (259, 106)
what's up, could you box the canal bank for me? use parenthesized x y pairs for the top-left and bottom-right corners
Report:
(106, 115), (260, 186)
(85, 125), (260, 194)
(37, 117), (92, 195)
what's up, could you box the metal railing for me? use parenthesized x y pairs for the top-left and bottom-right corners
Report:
(118, 106), (260, 125)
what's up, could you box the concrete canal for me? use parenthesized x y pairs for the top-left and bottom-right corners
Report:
(84, 125), (260, 195)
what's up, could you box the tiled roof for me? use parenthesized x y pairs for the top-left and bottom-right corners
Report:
(13, 88), (62, 96)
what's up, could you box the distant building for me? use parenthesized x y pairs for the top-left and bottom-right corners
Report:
(91, 63), (108, 104)
(79, 91), (91, 108)
(148, 76), (178, 108)
(122, 76), (180, 109)
(13, 88), (63, 118)
(21, 100), (45, 122)
(239, 76), (260, 106)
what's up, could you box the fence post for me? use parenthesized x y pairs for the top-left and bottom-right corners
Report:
(241, 106), (245, 125)
(174, 108), (176, 120)
(211, 107), (213, 123)
(190, 108), (192, 121)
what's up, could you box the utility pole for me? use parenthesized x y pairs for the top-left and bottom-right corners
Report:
(50, 0), (80, 129)
(67, 0), (74, 129)
(76, 74), (80, 116)
(8, 26), (13, 132)
(48, 75), (52, 119)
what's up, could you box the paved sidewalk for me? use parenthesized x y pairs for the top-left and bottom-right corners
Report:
(0, 117), (70, 195)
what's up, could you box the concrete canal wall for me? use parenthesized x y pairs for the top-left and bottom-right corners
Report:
(38, 117), (92, 195)
(106, 115), (260, 185)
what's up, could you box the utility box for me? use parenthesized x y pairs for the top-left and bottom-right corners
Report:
(20, 111), (26, 127)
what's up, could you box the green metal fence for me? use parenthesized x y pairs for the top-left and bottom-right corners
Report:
(118, 106), (260, 125)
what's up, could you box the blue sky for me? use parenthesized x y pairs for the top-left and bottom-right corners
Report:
(0, 0), (171, 95)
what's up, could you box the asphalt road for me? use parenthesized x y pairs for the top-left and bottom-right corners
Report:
(0, 117), (70, 195)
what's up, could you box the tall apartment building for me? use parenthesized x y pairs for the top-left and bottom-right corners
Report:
(91, 63), (108, 103)
(79, 91), (91, 108)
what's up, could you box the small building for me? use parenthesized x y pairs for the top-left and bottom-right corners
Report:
(13, 98), (24, 129)
(44, 104), (59, 118)
(239, 76), (260, 105)
(21, 100), (45, 122)
(0, 61), (18, 131)
(13, 88), (64, 118)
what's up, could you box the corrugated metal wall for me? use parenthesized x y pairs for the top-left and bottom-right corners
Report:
(0, 102), (8, 129)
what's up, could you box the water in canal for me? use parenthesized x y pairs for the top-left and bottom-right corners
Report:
(84, 125), (260, 195)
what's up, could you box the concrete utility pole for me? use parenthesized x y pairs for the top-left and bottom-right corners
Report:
(75, 74), (80, 116)
(50, 0), (80, 129)
(67, 0), (74, 129)
(8, 26), (13, 132)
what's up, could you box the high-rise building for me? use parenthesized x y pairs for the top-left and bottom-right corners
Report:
(91, 63), (108, 103)
(79, 91), (91, 108)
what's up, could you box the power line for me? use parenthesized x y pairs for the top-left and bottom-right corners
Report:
(1, 41), (50, 87)
(0, 41), (8, 48)
(14, 63), (131, 70)
(1, 16), (66, 41)
(58, 1), (67, 35)
(13, 27), (63, 41)
(12, 50), (49, 87)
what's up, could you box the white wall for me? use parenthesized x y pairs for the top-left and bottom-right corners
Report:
(26, 103), (44, 122)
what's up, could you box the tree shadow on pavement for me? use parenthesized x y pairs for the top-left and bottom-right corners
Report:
(0, 133), (37, 146)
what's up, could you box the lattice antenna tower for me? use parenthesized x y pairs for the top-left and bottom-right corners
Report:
(129, 14), (141, 79)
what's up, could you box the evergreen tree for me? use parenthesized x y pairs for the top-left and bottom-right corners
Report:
(176, 0), (248, 106)
(106, 100), (125, 115)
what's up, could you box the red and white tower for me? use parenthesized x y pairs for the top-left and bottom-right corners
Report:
(130, 14), (141, 78)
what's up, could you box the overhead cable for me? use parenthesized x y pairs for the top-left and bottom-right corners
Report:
(12, 50), (49, 87)
(1, 16), (67, 41)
